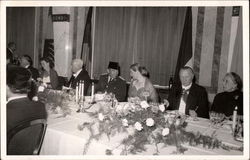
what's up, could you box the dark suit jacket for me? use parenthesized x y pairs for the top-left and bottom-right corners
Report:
(27, 66), (40, 81)
(7, 97), (47, 133)
(168, 83), (209, 118)
(67, 69), (91, 95)
(96, 74), (127, 102)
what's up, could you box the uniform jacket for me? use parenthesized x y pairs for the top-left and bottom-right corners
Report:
(95, 74), (127, 102)
(168, 83), (209, 118)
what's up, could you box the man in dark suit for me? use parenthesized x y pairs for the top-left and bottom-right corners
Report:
(7, 66), (47, 135)
(66, 59), (91, 95)
(20, 55), (40, 81)
(167, 66), (209, 118)
(95, 61), (127, 102)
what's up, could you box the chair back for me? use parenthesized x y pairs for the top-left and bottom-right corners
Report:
(7, 119), (47, 155)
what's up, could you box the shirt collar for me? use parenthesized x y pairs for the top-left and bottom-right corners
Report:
(73, 69), (82, 78)
(182, 83), (192, 90)
(7, 95), (27, 103)
(25, 65), (30, 68)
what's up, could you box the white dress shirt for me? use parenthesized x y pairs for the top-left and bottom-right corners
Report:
(178, 83), (192, 114)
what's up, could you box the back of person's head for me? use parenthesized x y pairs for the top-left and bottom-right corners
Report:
(7, 66), (31, 94)
(22, 55), (33, 66)
(226, 72), (242, 91)
(130, 63), (150, 78)
(40, 57), (54, 68)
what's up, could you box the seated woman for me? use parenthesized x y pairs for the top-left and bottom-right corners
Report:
(210, 72), (243, 117)
(38, 57), (59, 89)
(128, 63), (159, 103)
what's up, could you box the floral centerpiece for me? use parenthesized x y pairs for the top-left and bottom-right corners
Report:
(78, 97), (243, 155)
(37, 87), (74, 117)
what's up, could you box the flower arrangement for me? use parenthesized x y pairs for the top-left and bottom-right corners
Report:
(77, 98), (243, 155)
(37, 88), (73, 117)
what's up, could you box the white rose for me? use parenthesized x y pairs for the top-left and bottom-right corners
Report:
(140, 101), (149, 109)
(134, 122), (143, 131)
(162, 128), (170, 136)
(98, 113), (105, 121)
(146, 118), (155, 127)
(159, 104), (165, 112)
(122, 119), (129, 127)
(38, 86), (45, 92)
(115, 104), (123, 113)
(32, 96), (38, 101)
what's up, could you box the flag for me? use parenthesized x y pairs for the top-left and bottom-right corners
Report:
(173, 7), (193, 86)
(43, 39), (54, 66)
(81, 7), (93, 74)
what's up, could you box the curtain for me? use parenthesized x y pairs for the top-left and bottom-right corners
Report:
(93, 7), (186, 85)
(230, 8), (243, 79)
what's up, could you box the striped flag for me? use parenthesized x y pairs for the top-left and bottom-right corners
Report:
(43, 39), (54, 66)
(173, 7), (193, 86)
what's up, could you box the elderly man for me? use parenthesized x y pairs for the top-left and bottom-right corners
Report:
(20, 55), (40, 81)
(167, 66), (209, 118)
(95, 61), (127, 102)
(67, 59), (91, 95)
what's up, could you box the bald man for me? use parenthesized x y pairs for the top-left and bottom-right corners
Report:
(167, 66), (209, 118)
(66, 59), (91, 95)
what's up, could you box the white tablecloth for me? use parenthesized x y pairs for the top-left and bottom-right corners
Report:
(40, 99), (243, 155)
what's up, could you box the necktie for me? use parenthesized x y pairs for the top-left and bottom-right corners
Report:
(181, 88), (189, 103)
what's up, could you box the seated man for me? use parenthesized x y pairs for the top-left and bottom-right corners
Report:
(95, 61), (127, 102)
(66, 59), (91, 95)
(20, 55), (40, 81)
(167, 66), (209, 118)
(7, 66), (47, 134)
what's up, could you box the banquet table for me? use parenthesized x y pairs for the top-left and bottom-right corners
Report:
(40, 97), (243, 155)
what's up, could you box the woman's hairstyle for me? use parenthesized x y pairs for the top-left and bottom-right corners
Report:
(225, 72), (243, 91)
(40, 57), (54, 69)
(7, 66), (31, 94)
(130, 63), (150, 78)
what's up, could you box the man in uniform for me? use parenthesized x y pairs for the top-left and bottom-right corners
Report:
(95, 61), (127, 102)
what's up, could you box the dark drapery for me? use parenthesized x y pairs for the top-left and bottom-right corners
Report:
(93, 7), (187, 85)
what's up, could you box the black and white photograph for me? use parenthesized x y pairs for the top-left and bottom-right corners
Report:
(1, 1), (249, 160)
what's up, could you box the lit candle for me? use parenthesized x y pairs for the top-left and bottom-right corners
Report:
(91, 82), (94, 100)
(76, 83), (79, 102)
(232, 106), (238, 135)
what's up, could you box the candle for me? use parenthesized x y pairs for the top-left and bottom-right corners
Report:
(79, 81), (82, 99)
(76, 83), (79, 102)
(91, 82), (94, 100)
(232, 106), (238, 135)
(82, 81), (84, 97)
